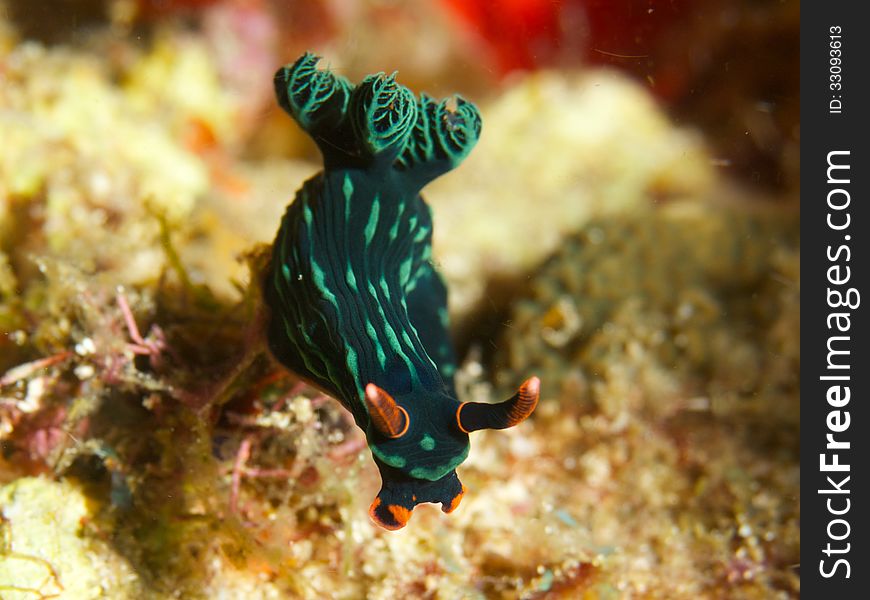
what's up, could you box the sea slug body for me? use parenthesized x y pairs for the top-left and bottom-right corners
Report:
(264, 53), (539, 530)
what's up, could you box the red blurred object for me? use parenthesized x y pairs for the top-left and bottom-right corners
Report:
(439, 0), (566, 74)
(440, 0), (799, 192)
(439, 0), (689, 98)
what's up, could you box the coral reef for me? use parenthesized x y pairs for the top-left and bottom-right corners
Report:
(483, 201), (800, 596)
(426, 70), (715, 319)
(0, 31), (247, 320)
(494, 201), (800, 423)
(0, 3), (798, 598)
(0, 477), (143, 599)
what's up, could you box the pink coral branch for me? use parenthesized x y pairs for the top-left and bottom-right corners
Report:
(241, 467), (294, 478)
(0, 351), (73, 387)
(229, 436), (253, 514)
(116, 291), (147, 344)
(327, 436), (366, 462)
(116, 291), (167, 369)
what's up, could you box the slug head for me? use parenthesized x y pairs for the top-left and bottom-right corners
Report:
(363, 378), (540, 529)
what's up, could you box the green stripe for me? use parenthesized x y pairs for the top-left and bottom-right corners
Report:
(310, 258), (338, 308)
(365, 319), (387, 368)
(343, 174), (353, 221)
(379, 277), (391, 302)
(414, 225), (429, 243)
(345, 264), (358, 291)
(368, 281), (417, 382)
(364, 196), (381, 246)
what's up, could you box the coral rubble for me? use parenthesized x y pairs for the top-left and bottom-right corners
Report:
(0, 3), (799, 598)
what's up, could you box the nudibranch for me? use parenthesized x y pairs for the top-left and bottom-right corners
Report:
(263, 53), (540, 530)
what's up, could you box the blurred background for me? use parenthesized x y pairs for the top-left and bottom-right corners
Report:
(0, 1), (799, 598)
(3, 0), (799, 189)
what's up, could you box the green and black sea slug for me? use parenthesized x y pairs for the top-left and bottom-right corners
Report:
(264, 53), (539, 530)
